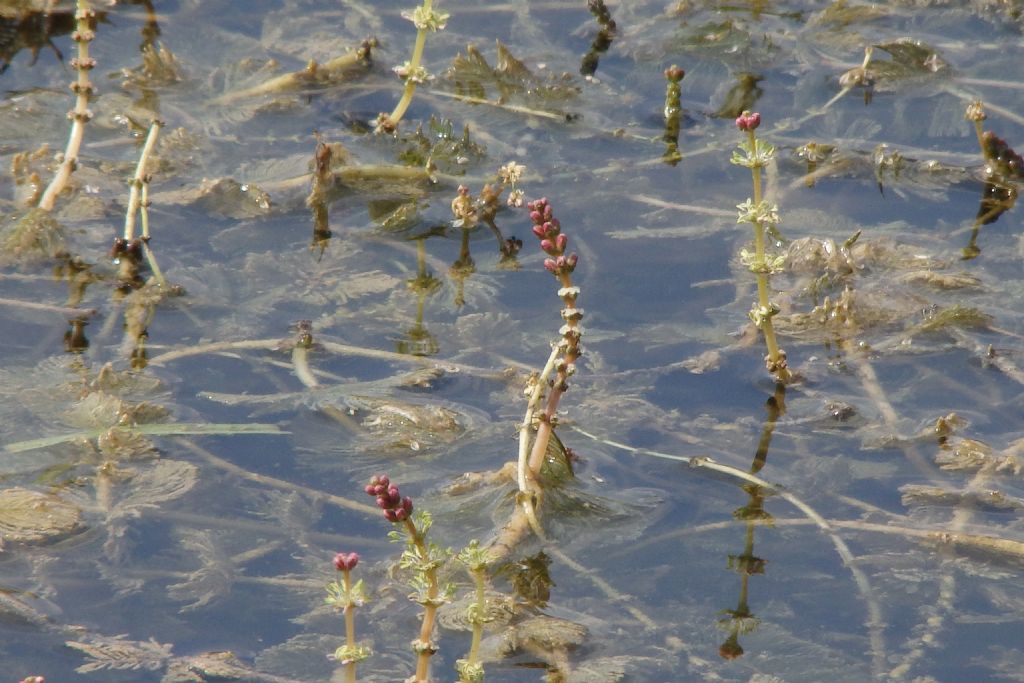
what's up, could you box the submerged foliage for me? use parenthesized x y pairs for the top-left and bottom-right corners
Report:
(2, 1), (1024, 682)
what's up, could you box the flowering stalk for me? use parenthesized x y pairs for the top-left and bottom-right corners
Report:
(325, 551), (370, 683)
(525, 198), (582, 479)
(376, 1), (449, 133)
(38, 0), (96, 212)
(454, 540), (491, 683)
(731, 111), (791, 382)
(365, 475), (454, 682)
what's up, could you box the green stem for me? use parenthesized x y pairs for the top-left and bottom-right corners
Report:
(343, 569), (357, 683)
(746, 128), (790, 382)
(467, 566), (485, 668)
(388, 0), (432, 128)
(405, 517), (440, 683)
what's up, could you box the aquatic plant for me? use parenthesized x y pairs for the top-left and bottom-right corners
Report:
(115, 119), (165, 288)
(376, 0), (449, 133)
(662, 65), (685, 164)
(962, 100), (1020, 259)
(731, 111), (792, 383)
(523, 198), (582, 484)
(365, 474), (455, 682)
(325, 551), (371, 683)
(580, 0), (617, 77)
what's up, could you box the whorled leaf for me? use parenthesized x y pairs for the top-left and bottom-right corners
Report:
(445, 41), (579, 108)
(0, 487), (82, 545)
(166, 529), (235, 612)
(0, 207), (66, 264)
(66, 634), (174, 673)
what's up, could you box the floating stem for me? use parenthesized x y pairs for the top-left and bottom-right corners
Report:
(38, 0), (96, 212)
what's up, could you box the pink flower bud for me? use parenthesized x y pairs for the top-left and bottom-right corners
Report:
(402, 496), (414, 514)
(384, 509), (399, 523)
(540, 239), (555, 253)
(333, 552), (360, 571)
(735, 111), (761, 131)
(530, 211), (542, 223)
(544, 258), (558, 273)
(532, 224), (547, 239)
(566, 253), (578, 270)
(555, 234), (567, 251)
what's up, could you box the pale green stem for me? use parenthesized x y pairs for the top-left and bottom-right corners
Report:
(124, 120), (163, 241)
(406, 517), (439, 683)
(746, 128), (790, 382)
(467, 566), (485, 669)
(973, 119), (988, 161)
(388, 0), (432, 127)
(38, 0), (94, 212)
(343, 569), (357, 683)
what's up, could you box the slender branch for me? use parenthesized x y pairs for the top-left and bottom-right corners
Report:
(123, 120), (163, 242)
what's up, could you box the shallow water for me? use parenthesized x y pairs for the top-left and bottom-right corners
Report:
(2, 1), (1024, 681)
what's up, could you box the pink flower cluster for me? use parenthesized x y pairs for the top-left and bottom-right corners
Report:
(365, 474), (414, 523)
(333, 552), (360, 572)
(735, 111), (761, 131)
(527, 198), (578, 276)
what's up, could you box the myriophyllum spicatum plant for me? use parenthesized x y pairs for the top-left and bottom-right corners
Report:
(365, 474), (454, 683)
(731, 111), (792, 383)
(524, 198), (582, 482)
(325, 551), (370, 683)
(376, 0), (449, 133)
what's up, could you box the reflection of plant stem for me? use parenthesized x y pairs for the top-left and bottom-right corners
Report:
(38, 0), (95, 212)
(307, 137), (334, 253)
(572, 425), (887, 678)
(752, 383), (785, 473)
(398, 238), (440, 356)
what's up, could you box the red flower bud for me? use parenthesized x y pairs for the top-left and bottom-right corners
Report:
(735, 111), (761, 131)
(333, 552), (360, 572)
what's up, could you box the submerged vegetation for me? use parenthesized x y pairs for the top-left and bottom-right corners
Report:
(3, 0), (1024, 681)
